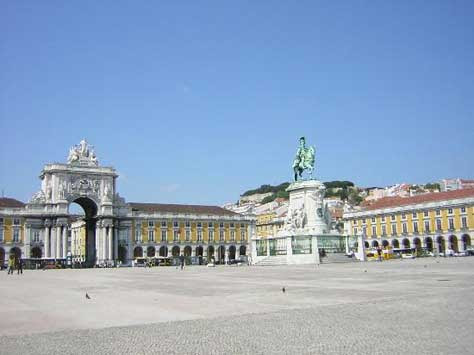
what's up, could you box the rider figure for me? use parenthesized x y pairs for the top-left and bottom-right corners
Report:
(293, 137), (306, 181)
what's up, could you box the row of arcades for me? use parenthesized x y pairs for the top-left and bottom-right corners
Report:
(361, 233), (471, 253)
(123, 244), (247, 264)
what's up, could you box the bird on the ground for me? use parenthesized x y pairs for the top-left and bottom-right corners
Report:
(85, 293), (91, 299)
(364, 270), (367, 273)
(282, 287), (286, 293)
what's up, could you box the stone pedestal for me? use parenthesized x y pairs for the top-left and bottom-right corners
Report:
(278, 180), (328, 237)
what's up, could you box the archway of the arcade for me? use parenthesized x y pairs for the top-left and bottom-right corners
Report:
(31, 247), (42, 258)
(147, 246), (155, 257)
(207, 246), (215, 261)
(217, 245), (226, 264)
(184, 246), (192, 257)
(118, 246), (128, 263)
(461, 234), (471, 250)
(449, 235), (458, 252)
(159, 246), (168, 257)
(239, 245), (246, 256)
(10, 247), (22, 262)
(133, 246), (143, 258)
(228, 245), (236, 260)
(172, 246), (180, 257)
(392, 239), (400, 248)
(425, 237), (433, 251)
(195, 246), (203, 257)
(0, 248), (5, 265)
(69, 197), (98, 267)
(436, 236), (445, 253)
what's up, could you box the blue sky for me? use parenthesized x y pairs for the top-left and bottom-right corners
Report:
(1, 1), (473, 205)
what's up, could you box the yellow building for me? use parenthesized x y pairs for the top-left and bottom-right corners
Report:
(343, 189), (474, 253)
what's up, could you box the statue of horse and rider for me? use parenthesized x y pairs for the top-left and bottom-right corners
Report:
(292, 136), (315, 181)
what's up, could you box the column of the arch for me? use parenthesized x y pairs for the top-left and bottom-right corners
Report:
(24, 224), (31, 258)
(102, 225), (107, 261)
(108, 226), (113, 260)
(95, 222), (101, 264)
(113, 225), (118, 262)
(44, 224), (50, 258)
(50, 225), (57, 259)
(56, 225), (62, 258)
(62, 225), (67, 258)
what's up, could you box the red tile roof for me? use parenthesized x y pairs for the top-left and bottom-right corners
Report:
(0, 198), (25, 208)
(129, 203), (240, 216)
(364, 188), (474, 211)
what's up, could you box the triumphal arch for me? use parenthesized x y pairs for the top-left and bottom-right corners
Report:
(7, 140), (253, 267)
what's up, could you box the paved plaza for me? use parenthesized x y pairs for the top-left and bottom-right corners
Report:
(1, 258), (473, 354)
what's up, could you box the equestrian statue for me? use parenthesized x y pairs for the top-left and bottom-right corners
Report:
(292, 136), (315, 181)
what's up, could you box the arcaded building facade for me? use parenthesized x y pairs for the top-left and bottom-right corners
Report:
(0, 140), (255, 266)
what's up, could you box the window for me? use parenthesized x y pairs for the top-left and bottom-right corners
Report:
(173, 221), (179, 228)
(13, 228), (20, 242)
(413, 221), (419, 233)
(148, 220), (154, 228)
(197, 230), (203, 241)
(461, 206), (466, 213)
(230, 223), (235, 228)
(372, 226), (376, 236)
(148, 230), (154, 242)
(353, 220), (356, 225)
(185, 230), (191, 241)
(208, 230), (214, 242)
(382, 225), (386, 236)
(424, 220), (430, 232)
(197, 222), (202, 228)
(119, 229), (129, 241)
(33, 230), (40, 242)
(230, 231), (235, 241)
(362, 219), (366, 224)
(240, 223), (245, 228)
(0, 228), (3, 242)
(402, 223), (407, 234)
(462, 217), (467, 228)
(436, 219), (442, 231)
(412, 212), (417, 219)
(371, 217), (376, 223)
(209, 222), (213, 228)
(241, 230), (245, 240)
(161, 230), (167, 242)
(381, 216), (385, 222)
(219, 230), (224, 241)
(362, 227), (367, 236)
(161, 221), (167, 228)
(402, 213), (406, 220)
(436, 210), (441, 216)
(391, 215), (396, 221)
(13, 218), (20, 225)
(135, 227), (141, 242)
(423, 211), (429, 217)
(353, 227), (358, 235)
(173, 230), (179, 241)
(220, 222), (224, 228)
(185, 221), (191, 228)
(391, 224), (397, 235)
(448, 218), (454, 230)
(0, 218), (3, 224)
(448, 208), (453, 215)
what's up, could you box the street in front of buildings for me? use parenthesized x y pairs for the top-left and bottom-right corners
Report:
(1, 257), (473, 354)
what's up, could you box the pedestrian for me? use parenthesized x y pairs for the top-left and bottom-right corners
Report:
(377, 247), (382, 262)
(7, 255), (15, 275)
(180, 255), (185, 270)
(17, 257), (23, 275)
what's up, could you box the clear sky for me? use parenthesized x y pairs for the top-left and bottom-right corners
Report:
(1, 1), (473, 205)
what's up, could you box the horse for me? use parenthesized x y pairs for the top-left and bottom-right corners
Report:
(293, 146), (315, 181)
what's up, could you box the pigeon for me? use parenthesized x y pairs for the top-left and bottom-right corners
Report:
(364, 270), (367, 273)
(85, 293), (91, 299)
(282, 287), (286, 293)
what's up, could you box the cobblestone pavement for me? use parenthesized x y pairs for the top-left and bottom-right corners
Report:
(1, 257), (473, 354)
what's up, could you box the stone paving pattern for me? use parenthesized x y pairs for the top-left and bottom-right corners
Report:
(1, 258), (473, 354)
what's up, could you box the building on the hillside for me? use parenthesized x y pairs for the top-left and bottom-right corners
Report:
(256, 203), (287, 239)
(343, 189), (474, 253)
(365, 184), (410, 202)
(440, 178), (474, 192)
(0, 140), (255, 267)
(239, 192), (273, 205)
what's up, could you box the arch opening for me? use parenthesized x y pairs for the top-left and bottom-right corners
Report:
(69, 197), (98, 267)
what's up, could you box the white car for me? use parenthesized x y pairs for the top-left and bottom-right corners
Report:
(401, 253), (415, 259)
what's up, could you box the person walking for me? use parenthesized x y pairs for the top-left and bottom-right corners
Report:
(7, 255), (15, 275)
(179, 255), (185, 270)
(17, 257), (23, 275)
